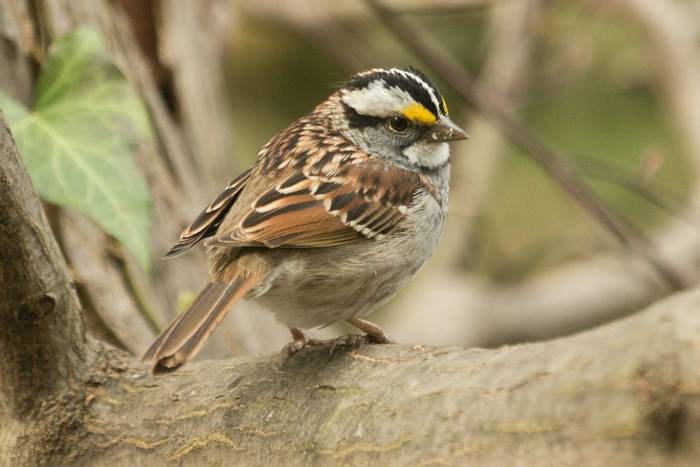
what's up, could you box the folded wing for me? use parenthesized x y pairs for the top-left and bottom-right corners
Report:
(211, 159), (421, 249)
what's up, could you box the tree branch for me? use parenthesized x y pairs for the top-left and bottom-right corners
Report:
(0, 113), (89, 417)
(22, 290), (700, 466)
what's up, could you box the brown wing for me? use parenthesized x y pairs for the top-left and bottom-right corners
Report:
(168, 111), (424, 254)
(211, 157), (422, 249)
(165, 168), (252, 258)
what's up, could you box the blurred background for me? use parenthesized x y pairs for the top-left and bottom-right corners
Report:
(3, 0), (700, 360)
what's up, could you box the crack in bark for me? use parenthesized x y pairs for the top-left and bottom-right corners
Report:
(168, 432), (245, 462)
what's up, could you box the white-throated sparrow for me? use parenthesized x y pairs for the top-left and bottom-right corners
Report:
(143, 67), (467, 373)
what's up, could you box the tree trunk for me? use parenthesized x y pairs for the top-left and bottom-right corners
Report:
(1, 109), (699, 466)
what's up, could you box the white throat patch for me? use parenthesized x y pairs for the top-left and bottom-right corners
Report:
(403, 141), (450, 169)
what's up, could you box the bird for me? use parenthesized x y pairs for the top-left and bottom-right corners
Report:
(142, 67), (468, 373)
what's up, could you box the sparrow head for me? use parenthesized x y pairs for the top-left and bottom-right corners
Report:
(337, 67), (467, 171)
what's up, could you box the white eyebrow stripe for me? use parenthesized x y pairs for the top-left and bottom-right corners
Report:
(344, 67), (443, 117)
(341, 79), (415, 117)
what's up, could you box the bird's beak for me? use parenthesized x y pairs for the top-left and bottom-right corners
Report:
(425, 116), (469, 143)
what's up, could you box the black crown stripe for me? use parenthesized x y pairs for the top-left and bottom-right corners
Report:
(343, 67), (443, 119)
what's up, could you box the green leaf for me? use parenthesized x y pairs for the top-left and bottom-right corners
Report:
(0, 27), (152, 268)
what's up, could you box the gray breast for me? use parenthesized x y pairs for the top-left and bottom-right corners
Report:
(254, 188), (447, 330)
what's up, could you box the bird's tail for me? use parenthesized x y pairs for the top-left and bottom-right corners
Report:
(142, 276), (258, 374)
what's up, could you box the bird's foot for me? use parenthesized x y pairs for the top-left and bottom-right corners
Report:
(325, 333), (370, 353)
(283, 328), (393, 356)
(283, 328), (312, 356)
(323, 332), (395, 353)
(347, 317), (396, 344)
(283, 328), (340, 355)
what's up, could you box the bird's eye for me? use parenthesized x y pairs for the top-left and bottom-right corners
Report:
(388, 116), (410, 133)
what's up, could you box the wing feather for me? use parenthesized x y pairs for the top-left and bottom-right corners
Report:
(164, 168), (252, 258)
(211, 160), (421, 249)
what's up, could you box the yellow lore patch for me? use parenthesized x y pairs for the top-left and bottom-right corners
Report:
(401, 103), (437, 125)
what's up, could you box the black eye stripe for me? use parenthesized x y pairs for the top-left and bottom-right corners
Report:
(343, 103), (384, 129)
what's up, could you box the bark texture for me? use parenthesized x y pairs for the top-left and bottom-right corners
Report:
(63, 294), (700, 467)
(1, 110), (700, 466)
(0, 117), (88, 417)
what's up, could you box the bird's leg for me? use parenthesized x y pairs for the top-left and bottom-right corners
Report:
(283, 328), (341, 355)
(283, 328), (310, 355)
(347, 317), (396, 344)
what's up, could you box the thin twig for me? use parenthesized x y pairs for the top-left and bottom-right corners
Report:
(583, 171), (680, 219)
(390, 0), (498, 16)
(366, 0), (687, 290)
(576, 154), (684, 217)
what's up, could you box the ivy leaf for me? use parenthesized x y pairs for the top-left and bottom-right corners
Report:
(0, 28), (152, 268)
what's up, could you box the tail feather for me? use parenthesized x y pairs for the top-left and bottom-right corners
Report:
(142, 277), (257, 373)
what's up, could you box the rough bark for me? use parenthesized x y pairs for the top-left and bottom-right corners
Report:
(54, 294), (700, 467)
(0, 113), (90, 458)
(2, 111), (700, 466)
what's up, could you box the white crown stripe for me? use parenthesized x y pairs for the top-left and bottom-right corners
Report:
(342, 68), (442, 119)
